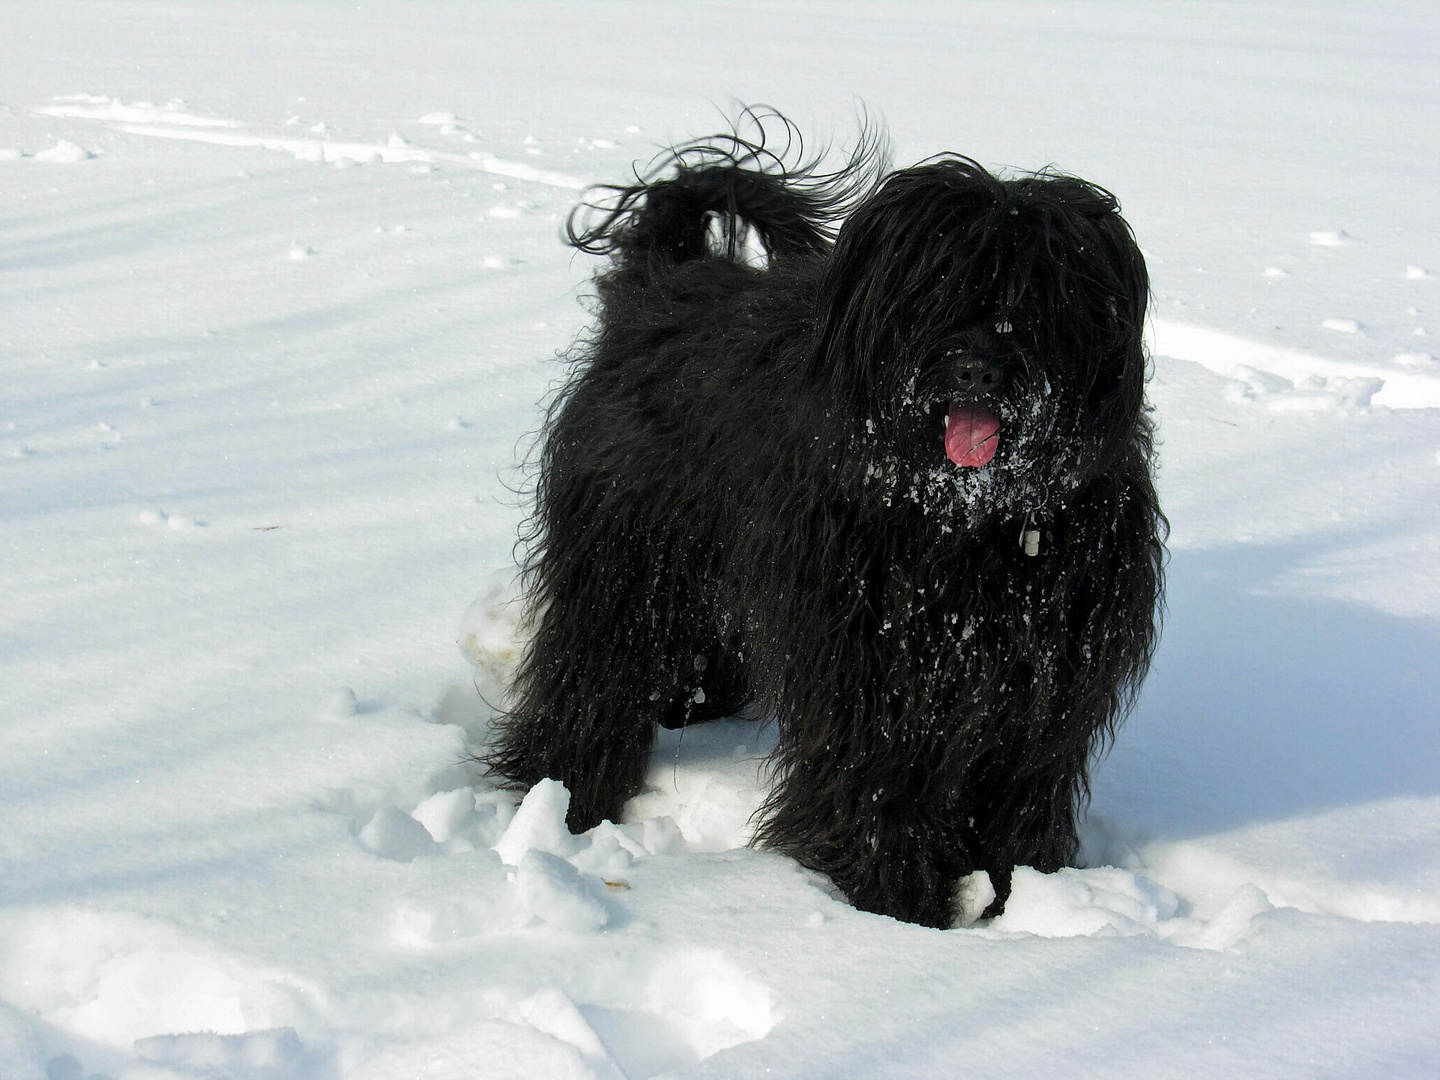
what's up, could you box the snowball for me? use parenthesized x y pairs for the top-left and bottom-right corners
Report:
(515, 850), (609, 931)
(953, 869), (997, 927)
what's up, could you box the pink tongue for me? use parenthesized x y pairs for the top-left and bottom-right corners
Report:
(945, 402), (1001, 467)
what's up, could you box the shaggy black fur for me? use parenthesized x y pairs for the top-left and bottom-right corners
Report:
(487, 112), (1165, 928)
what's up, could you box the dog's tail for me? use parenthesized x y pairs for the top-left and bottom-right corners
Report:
(568, 107), (888, 271)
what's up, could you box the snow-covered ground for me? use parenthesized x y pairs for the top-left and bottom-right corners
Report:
(3, 3), (1438, 1077)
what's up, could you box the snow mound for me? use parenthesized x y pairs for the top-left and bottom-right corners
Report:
(134, 1028), (309, 1080)
(990, 867), (1276, 951)
(35, 140), (93, 163)
(0, 908), (321, 1053)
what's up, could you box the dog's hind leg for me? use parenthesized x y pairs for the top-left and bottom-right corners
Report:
(487, 535), (746, 832)
(485, 580), (659, 832)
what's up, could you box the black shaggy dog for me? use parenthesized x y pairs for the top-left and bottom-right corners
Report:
(488, 114), (1165, 928)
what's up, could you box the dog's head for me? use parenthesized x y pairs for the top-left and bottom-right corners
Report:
(810, 158), (1150, 522)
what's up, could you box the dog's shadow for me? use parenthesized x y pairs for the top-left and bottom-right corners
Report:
(1094, 540), (1440, 839)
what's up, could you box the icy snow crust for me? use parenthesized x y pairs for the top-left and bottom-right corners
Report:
(2, 2), (1439, 1078)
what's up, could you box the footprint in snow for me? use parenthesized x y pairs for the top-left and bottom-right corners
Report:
(513, 950), (776, 1078)
(1395, 351), (1438, 370)
(137, 509), (201, 529)
(1321, 317), (1362, 334)
(1308, 229), (1351, 247)
(1226, 364), (1382, 411)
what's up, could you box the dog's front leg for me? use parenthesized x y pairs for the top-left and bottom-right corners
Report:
(758, 748), (977, 929)
(963, 737), (1091, 919)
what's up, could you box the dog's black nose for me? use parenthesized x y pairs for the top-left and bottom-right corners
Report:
(952, 355), (1006, 393)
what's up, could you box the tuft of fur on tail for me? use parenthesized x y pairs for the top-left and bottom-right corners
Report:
(567, 107), (890, 270)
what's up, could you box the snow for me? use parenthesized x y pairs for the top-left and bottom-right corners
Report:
(2, 1), (1438, 1077)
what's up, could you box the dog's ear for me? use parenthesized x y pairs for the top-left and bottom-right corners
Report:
(809, 161), (999, 412)
(1075, 194), (1151, 465)
(807, 174), (911, 408)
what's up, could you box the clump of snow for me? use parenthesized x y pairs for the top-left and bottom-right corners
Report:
(410, 786), (478, 843)
(1321, 316), (1362, 334)
(35, 140), (92, 162)
(991, 866), (1183, 939)
(494, 779), (581, 865)
(516, 850), (611, 931)
(357, 805), (436, 862)
(316, 685), (358, 720)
